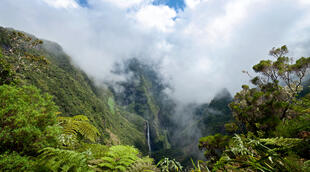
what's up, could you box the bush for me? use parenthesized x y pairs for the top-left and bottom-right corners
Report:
(0, 152), (35, 172)
(0, 85), (61, 155)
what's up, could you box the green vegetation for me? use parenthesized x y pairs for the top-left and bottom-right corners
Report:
(57, 115), (100, 144)
(0, 87), (159, 171)
(113, 58), (172, 152)
(157, 158), (183, 172)
(0, 85), (60, 155)
(97, 145), (140, 171)
(198, 134), (230, 164)
(198, 45), (310, 171)
(108, 97), (115, 115)
(38, 147), (89, 172)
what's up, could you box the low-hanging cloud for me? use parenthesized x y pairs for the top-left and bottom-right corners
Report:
(0, 0), (310, 104)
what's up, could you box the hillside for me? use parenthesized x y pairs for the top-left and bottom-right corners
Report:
(0, 27), (148, 152)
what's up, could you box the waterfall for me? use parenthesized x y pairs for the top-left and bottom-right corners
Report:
(146, 121), (152, 155)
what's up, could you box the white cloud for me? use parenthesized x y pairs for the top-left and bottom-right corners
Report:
(42, 0), (78, 8)
(298, 0), (310, 5)
(204, 0), (262, 43)
(135, 5), (176, 32)
(99, 0), (151, 9)
(185, 0), (207, 9)
(0, 0), (310, 104)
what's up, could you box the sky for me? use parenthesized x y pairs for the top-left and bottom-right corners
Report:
(0, 0), (310, 103)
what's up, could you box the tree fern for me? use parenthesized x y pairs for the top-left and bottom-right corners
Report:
(96, 145), (140, 172)
(57, 115), (100, 144)
(38, 147), (90, 172)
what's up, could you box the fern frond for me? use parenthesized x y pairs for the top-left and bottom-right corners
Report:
(72, 115), (90, 121)
(38, 147), (89, 172)
(101, 157), (115, 162)
(77, 143), (109, 159)
(115, 165), (127, 171)
(97, 145), (140, 171)
(99, 162), (115, 169)
(260, 137), (302, 149)
(57, 115), (100, 143)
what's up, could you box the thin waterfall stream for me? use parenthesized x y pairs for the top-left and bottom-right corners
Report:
(146, 121), (151, 155)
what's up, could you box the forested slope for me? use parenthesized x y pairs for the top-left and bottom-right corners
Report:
(0, 27), (147, 151)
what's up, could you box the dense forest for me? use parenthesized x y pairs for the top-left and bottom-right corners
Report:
(0, 26), (310, 172)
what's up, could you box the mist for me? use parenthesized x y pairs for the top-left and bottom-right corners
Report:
(0, 0), (310, 104)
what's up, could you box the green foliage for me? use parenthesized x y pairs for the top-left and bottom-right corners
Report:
(97, 145), (140, 171)
(190, 159), (210, 172)
(0, 85), (60, 155)
(274, 97), (310, 138)
(157, 157), (183, 172)
(213, 134), (307, 172)
(224, 122), (238, 133)
(303, 160), (310, 171)
(260, 137), (302, 149)
(198, 134), (230, 163)
(77, 143), (109, 159)
(57, 115), (100, 144)
(38, 147), (90, 172)
(0, 152), (35, 172)
(108, 97), (115, 115)
(128, 156), (159, 172)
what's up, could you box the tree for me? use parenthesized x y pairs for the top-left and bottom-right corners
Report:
(198, 46), (310, 171)
(230, 45), (310, 136)
(0, 85), (60, 156)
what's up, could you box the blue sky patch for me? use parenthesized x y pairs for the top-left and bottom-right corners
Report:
(75, 0), (88, 7)
(153, 0), (186, 11)
(75, 0), (186, 10)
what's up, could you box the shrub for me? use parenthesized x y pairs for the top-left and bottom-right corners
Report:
(0, 152), (35, 172)
(0, 85), (60, 155)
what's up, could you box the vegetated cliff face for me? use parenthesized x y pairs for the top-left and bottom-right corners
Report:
(0, 26), (148, 153)
(111, 58), (174, 153)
